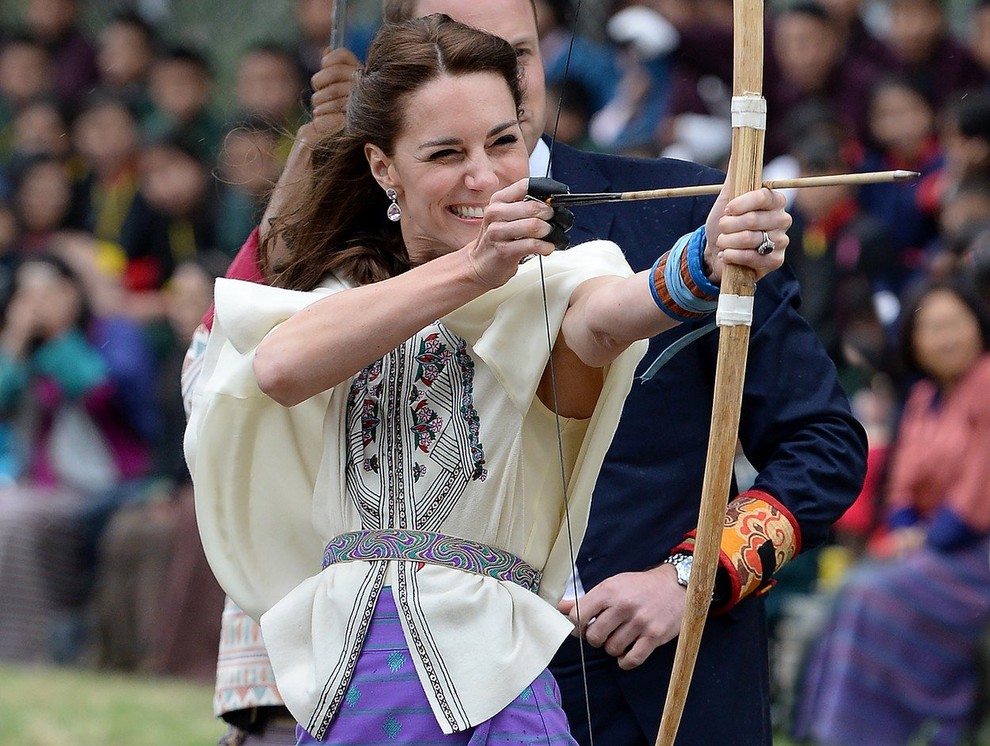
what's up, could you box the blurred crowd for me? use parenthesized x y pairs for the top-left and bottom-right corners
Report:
(0, 0), (989, 742)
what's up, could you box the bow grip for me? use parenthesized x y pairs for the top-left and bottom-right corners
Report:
(527, 177), (574, 252)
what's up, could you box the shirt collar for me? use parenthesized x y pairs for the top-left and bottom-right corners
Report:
(528, 138), (551, 178)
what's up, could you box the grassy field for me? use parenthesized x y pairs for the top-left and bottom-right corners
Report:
(0, 664), (225, 746)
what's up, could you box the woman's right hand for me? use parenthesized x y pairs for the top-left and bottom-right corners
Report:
(465, 178), (558, 290)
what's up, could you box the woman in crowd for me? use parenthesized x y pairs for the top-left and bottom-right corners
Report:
(794, 278), (990, 745)
(0, 253), (155, 663)
(186, 15), (788, 744)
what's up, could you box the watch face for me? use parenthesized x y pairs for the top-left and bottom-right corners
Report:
(675, 555), (693, 586)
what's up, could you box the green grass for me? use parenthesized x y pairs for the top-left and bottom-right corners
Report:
(0, 664), (226, 746)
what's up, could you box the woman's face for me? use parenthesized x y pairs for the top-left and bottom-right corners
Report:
(868, 84), (933, 159)
(369, 71), (528, 265)
(16, 160), (72, 233)
(912, 289), (984, 386)
(16, 261), (83, 338)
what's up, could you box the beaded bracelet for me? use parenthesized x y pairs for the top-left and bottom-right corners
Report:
(648, 226), (719, 321)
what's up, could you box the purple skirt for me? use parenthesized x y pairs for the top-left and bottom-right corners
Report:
(793, 538), (990, 746)
(295, 588), (577, 745)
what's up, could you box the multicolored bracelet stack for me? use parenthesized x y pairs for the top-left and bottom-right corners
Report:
(648, 226), (719, 321)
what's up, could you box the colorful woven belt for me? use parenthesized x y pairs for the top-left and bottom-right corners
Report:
(322, 530), (542, 594)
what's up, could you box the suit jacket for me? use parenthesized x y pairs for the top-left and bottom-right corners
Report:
(546, 140), (868, 745)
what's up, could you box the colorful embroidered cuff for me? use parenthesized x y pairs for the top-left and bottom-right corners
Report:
(672, 489), (801, 614)
(649, 227), (718, 322)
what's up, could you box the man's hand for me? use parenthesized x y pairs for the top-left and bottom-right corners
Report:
(301, 47), (362, 143)
(557, 565), (686, 670)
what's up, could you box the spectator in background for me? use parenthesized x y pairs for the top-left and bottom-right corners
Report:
(926, 175), (990, 282)
(24, 0), (98, 109)
(534, 0), (619, 117)
(0, 202), (18, 274)
(785, 132), (893, 368)
(0, 254), (156, 664)
(766, 1), (877, 160)
(662, 1), (879, 160)
(883, 0), (986, 109)
(7, 97), (72, 169)
(293, 0), (334, 88)
(543, 78), (597, 151)
(794, 278), (990, 746)
(0, 34), (53, 173)
(817, 0), (896, 73)
(967, 0), (990, 82)
(858, 75), (942, 292)
(658, 0), (733, 167)
(293, 0), (375, 85)
(589, 4), (676, 156)
(11, 153), (75, 255)
(119, 136), (216, 321)
(95, 10), (157, 121)
(143, 45), (222, 162)
(233, 43), (305, 159)
(68, 93), (142, 251)
(93, 255), (226, 679)
(923, 90), (990, 214)
(215, 119), (282, 258)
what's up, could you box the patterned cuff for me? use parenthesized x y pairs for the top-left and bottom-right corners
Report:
(649, 227), (718, 321)
(672, 489), (801, 614)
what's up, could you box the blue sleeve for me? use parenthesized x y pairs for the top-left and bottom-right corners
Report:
(887, 506), (920, 530)
(0, 351), (28, 409)
(90, 317), (161, 442)
(926, 505), (984, 551)
(33, 330), (108, 399)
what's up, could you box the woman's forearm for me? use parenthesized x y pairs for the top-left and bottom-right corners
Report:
(254, 250), (489, 406)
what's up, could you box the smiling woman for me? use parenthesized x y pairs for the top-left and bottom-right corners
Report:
(363, 71), (528, 265)
(184, 13), (784, 746)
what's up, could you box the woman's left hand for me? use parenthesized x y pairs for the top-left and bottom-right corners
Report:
(704, 184), (791, 282)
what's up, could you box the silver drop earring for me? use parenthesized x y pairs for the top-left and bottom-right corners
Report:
(386, 188), (401, 222)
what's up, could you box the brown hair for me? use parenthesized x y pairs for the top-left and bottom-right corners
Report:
(266, 14), (522, 290)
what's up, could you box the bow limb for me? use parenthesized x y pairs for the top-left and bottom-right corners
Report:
(654, 2), (766, 745)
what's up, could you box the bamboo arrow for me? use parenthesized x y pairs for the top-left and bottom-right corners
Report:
(545, 169), (918, 207)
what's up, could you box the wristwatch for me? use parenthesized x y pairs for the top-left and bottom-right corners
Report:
(663, 552), (693, 588)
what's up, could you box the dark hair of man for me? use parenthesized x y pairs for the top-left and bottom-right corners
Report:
(382, 0), (539, 26)
(108, 9), (159, 50)
(158, 44), (213, 77)
(266, 14), (523, 290)
(949, 89), (990, 145)
(778, 0), (835, 27)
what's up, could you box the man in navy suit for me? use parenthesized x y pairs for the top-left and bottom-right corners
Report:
(207, 1), (868, 742)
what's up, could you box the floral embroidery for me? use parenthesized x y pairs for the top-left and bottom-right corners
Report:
(360, 399), (379, 448)
(414, 333), (452, 386)
(349, 359), (383, 450)
(454, 338), (486, 481)
(364, 455), (379, 473)
(411, 463), (427, 481)
(410, 397), (443, 453)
